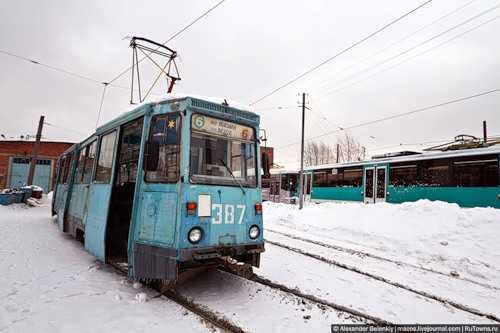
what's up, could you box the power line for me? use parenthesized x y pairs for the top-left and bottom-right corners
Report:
(44, 122), (87, 136)
(249, 0), (433, 106)
(96, 83), (109, 129)
(275, 88), (500, 150)
(0, 49), (102, 85)
(108, 0), (226, 85)
(306, 0), (478, 95)
(1, 2), (226, 93)
(312, 6), (500, 100)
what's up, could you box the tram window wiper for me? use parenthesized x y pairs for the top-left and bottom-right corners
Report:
(219, 158), (246, 195)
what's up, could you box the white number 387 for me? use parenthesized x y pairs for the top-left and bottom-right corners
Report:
(211, 204), (246, 225)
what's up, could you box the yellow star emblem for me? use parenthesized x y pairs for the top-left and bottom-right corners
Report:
(168, 120), (175, 129)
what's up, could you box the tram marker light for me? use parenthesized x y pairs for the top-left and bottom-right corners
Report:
(187, 202), (197, 215)
(255, 203), (262, 215)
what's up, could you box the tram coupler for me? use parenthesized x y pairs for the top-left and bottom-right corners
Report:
(216, 256), (254, 279)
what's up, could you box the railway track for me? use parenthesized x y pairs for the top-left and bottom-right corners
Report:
(152, 287), (246, 333)
(111, 256), (393, 329)
(265, 230), (500, 323)
(218, 267), (393, 326)
(108, 258), (245, 333)
(266, 228), (500, 291)
(108, 228), (499, 328)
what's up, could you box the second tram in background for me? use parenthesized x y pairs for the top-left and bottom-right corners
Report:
(305, 143), (500, 209)
(262, 169), (304, 204)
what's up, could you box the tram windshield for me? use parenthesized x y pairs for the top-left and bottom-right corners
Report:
(190, 114), (257, 187)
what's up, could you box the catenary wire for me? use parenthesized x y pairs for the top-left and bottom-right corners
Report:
(306, 0), (478, 94)
(43, 122), (87, 136)
(249, 0), (433, 106)
(312, 13), (500, 101)
(275, 88), (500, 150)
(0, 49), (102, 85)
(311, 5), (500, 100)
(107, 0), (226, 85)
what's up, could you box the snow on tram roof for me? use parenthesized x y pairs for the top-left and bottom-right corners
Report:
(129, 93), (256, 113)
(270, 168), (299, 174)
(305, 145), (500, 171)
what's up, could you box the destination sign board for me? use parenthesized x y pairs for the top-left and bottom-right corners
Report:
(191, 114), (255, 141)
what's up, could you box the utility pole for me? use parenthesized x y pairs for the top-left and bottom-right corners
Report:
(299, 93), (306, 210)
(27, 115), (44, 186)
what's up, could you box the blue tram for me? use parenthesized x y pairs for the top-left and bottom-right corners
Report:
(305, 146), (500, 208)
(52, 95), (266, 283)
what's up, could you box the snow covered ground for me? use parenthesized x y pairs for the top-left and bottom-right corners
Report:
(1, 196), (499, 332)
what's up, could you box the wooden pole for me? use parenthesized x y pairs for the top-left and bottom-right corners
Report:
(27, 115), (44, 186)
(299, 93), (305, 210)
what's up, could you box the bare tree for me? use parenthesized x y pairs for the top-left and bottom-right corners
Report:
(337, 133), (364, 162)
(303, 141), (335, 166)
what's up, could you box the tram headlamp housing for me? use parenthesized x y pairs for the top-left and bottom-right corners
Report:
(188, 227), (202, 244)
(249, 225), (260, 240)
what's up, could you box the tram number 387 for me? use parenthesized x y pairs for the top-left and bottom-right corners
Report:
(211, 204), (246, 225)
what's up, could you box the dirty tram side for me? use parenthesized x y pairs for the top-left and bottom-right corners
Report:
(52, 95), (266, 286)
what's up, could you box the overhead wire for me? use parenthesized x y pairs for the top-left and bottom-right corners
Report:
(275, 88), (500, 150)
(249, 0), (433, 106)
(43, 122), (87, 136)
(312, 5), (500, 100)
(306, 0), (478, 95)
(1, 2), (226, 136)
(313, 13), (500, 101)
(97, 0), (226, 127)
(0, 49), (102, 85)
(107, 0), (226, 85)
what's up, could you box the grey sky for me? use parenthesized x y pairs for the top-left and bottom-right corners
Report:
(1, 0), (499, 168)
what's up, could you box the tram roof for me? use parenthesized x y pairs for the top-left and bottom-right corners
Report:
(305, 145), (500, 171)
(270, 168), (299, 175)
(94, 94), (256, 135)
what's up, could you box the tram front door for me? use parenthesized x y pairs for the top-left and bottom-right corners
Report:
(363, 166), (387, 204)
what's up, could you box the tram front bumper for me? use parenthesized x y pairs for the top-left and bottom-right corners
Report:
(181, 242), (265, 261)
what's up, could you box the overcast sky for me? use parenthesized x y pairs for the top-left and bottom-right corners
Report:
(1, 0), (499, 168)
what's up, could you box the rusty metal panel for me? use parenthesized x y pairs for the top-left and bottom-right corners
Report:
(133, 243), (178, 280)
(136, 192), (177, 246)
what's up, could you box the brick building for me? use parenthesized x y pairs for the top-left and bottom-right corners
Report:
(0, 141), (74, 193)
(261, 146), (274, 168)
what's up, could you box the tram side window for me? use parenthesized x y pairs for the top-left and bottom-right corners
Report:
(63, 153), (74, 184)
(453, 159), (499, 187)
(74, 142), (96, 184)
(57, 153), (74, 184)
(262, 176), (270, 189)
(313, 171), (328, 187)
(145, 114), (181, 183)
(271, 176), (280, 195)
(118, 119), (144, 184)
(94, 131), (117, 183)
(418, 159), (451, 187)
(281, 174), (299, 191)
(329, 168), (362, 187)
(389, 165), (418, 187)
(57, 158), (67, 184)
(344, 169), (362, 187)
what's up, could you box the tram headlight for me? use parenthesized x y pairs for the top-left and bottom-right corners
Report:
(249, 225), (260, 240)
(188, 227), (202, 244)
